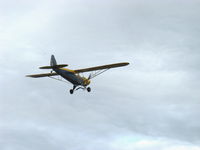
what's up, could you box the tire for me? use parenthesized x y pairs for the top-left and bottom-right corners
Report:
(70, 89), (73, 94)
(87, 87), (91, 92)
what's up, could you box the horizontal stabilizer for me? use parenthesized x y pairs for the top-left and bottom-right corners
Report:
(39, 64), (68, 69)
(26, 72), (58, 78)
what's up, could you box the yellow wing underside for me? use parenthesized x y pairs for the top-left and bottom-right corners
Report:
(26, 62), (129, 78)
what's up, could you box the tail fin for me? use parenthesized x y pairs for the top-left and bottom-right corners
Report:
(51, 55), (57, 66)
(39, 55), (68, 69)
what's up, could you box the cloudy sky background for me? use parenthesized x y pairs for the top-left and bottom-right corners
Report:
(0, 0), (200, 149)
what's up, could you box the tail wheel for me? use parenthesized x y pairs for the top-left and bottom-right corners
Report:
(70, 89), (73, 94)
(87, 87), (91, 92)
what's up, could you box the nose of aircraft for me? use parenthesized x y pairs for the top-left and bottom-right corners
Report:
(83, 79), (90, 86)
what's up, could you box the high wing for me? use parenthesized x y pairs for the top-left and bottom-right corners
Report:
(74, 62), (129, 73)
(26, 72), (58, 78)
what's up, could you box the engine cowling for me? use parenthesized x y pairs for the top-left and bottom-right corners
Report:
(82, 77), (91, 86)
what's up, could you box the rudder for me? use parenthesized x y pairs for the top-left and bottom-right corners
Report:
(51, 55), (57, 66)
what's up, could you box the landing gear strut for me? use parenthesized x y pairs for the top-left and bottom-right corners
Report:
(69, 86), (91, 94)
(69, 85), (76, 94)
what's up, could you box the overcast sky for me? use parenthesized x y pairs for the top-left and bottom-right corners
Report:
(0, 0), (200, 150)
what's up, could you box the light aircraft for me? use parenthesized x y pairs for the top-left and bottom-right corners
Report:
(26, 55), (129, 94)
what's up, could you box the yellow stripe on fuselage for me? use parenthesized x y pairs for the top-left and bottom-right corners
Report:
(60, 68), (76, 74)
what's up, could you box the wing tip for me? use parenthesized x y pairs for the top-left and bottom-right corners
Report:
(118, 62), (130, 66)
(124, 62), (130, 65)
(26, 75), (35, 78)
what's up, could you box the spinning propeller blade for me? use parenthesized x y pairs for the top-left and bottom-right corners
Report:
(88, 74), (92, 80)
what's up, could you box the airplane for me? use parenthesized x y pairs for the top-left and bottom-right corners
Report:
(26, 55), (129, 94)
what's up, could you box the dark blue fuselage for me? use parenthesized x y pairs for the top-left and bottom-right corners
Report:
(53, 68), (83, 86)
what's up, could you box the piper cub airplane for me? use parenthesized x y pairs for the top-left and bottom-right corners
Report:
(26, 55), (129, 94)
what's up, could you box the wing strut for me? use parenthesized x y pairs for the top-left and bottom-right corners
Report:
(48, 76), (70, 84)
(88, 68), (110, 79)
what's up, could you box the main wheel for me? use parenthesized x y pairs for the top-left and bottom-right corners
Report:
(87, 87), (91, 92)
(70, 89), (73, 94)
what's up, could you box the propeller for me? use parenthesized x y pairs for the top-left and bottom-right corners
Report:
(88, 73), (92, 80)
